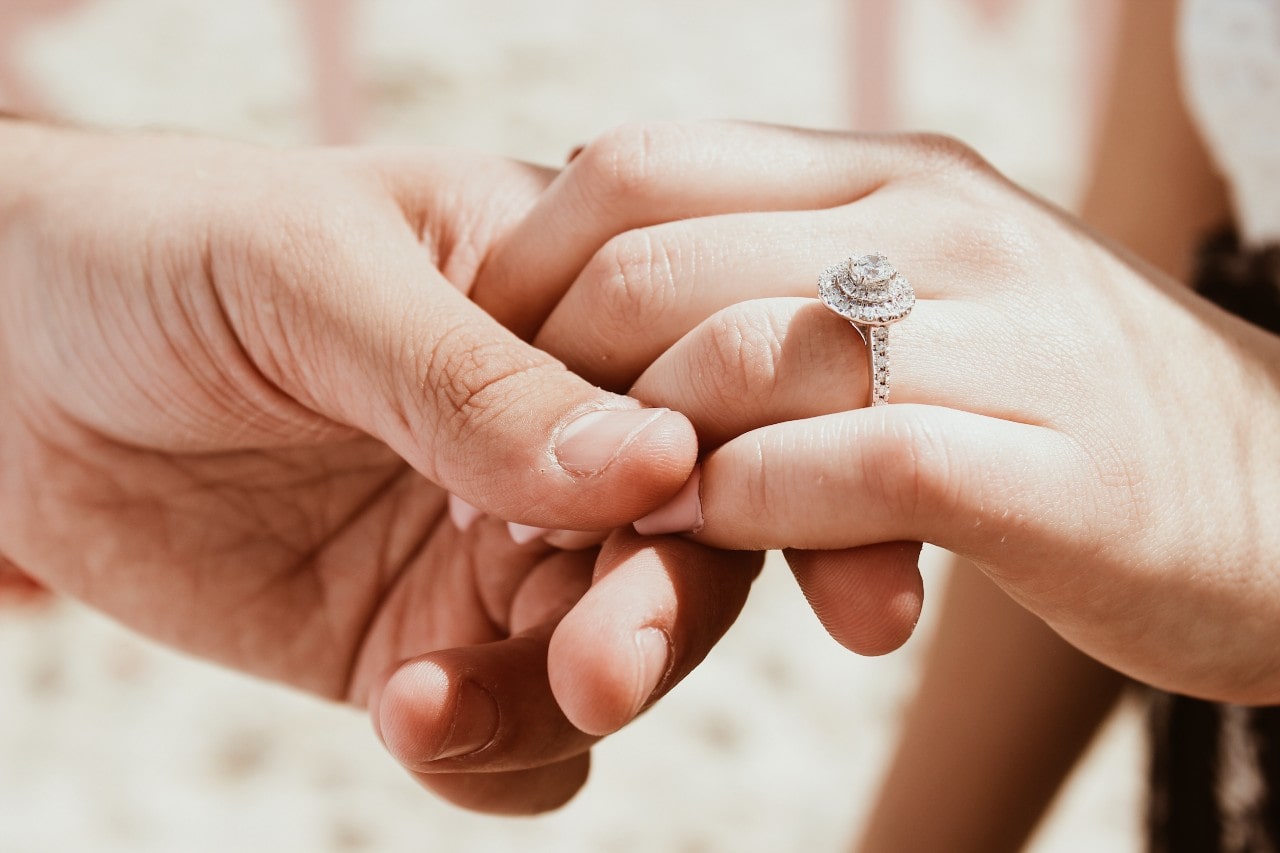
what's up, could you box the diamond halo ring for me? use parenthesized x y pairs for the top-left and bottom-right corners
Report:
(817, 253), (915, 406)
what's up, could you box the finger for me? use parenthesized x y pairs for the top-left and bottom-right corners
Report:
(628, 297), (1021, 447)
(506, 522), (550, 546)
(360, 148), (559, 294)
(635, 406), (1087, 566)
(548, 529), (762, 736)
(784, 543), (924, 656)
(372, 555), (596, 775)
(532, 210), (851, 389)
(373, 633), (596, 777)
(447, 493), (484, 532)
(542, 529), (610, 551)
(473, 121), (929, 339)
(410, 755), (591, 816)
(530, 180), (1011, 392)
(230, 213), (696, 529)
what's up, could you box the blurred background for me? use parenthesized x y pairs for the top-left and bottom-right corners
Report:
(0, 1), (1140, 850)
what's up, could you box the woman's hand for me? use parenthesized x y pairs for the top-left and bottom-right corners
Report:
(0, 120), (760, 812)
(472, 121), (1280, 704)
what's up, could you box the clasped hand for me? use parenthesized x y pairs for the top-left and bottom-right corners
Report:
(2, 119), (1277, 815)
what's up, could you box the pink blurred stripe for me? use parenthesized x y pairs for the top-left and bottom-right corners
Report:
(846, 0), (1123, 150)
(0, 0), (92, 113)
(296, 0), (365, 144)
(970, 0), (1018, 26)
(1077, 0), (1123, 162)
(847, 0), (899, 131)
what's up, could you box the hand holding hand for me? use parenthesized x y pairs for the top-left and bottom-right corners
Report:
(0, 121), (760, 812)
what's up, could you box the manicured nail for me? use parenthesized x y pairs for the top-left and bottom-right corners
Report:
(507, 521), (550, 545)
(555, 408), (673, 477)
(566, 143), (586, 164)
(631, 627), (672, 719)
(448, 494), (483, 532)
(433, 680), (499, 761)
(634, 466), (703, 535)
(544, 529), (609, 551)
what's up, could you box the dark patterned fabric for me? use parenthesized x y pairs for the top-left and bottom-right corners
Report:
(1148, 229), (1280, 853)
(1194, 229), (1280, 335)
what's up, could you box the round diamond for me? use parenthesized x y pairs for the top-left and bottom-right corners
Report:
(851, 253), (895, 284)
(818, 254), (915, 327)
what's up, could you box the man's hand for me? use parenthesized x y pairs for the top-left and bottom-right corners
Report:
(0, 122), (760, 812)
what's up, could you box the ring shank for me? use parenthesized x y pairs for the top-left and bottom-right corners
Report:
(866, 325), (890, 406)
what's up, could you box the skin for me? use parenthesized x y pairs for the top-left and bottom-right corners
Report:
(0, 118), (761, 814)
(2, 9), (1264, 837)
(470, 117), (1280, 725)
(855, 2), (1232, 849)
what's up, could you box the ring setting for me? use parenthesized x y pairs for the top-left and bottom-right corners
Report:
(818, 253), (915, 406)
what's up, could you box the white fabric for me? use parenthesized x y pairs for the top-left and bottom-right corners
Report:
(1180, 0), (1280, 248)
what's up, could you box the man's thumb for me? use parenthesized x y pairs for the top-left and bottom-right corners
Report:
(283, 244), (697, 529)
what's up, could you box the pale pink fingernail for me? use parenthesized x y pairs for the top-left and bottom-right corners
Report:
(630, 627), (672, 719)
(634, 467), (703, 536)
(448, 494), (483, 532)
(544, 529), (609, 551)
(555, 408), (675, 477)
(507, 521), (550, 545)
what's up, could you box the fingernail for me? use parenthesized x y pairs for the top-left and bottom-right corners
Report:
(544, 529), (609, 551)
(555, 408), (672, 477)
(448, 494), (483, 532)
(566, 143), (586, 164)
(508, 521), (550, 545)
(434, 680), (499, 761)
(634, 466), (703, 535)
(631, 627), (672, 718)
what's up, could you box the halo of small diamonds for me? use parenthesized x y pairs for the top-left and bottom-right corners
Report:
(817, 253), (915, 326)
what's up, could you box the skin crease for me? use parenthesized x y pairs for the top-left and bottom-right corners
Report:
(0, 119), (759, 815)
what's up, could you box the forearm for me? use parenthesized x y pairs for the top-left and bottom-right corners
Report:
(1075, 0), (1227, 280)
(853, 562), (1126, 853)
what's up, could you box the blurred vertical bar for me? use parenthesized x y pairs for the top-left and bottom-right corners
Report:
(1077, 0), (1123, 170)
(0, 0), (91, 115)
(297, 0), (365, 144)
(846, 0), (898, 131)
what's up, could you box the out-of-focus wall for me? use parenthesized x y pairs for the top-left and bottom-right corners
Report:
(0, 2), (1139, 851)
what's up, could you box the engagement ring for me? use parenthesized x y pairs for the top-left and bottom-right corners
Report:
(817, 253), (915, 406)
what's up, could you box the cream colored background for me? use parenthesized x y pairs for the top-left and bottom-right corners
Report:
(1, 1), (1140, 850)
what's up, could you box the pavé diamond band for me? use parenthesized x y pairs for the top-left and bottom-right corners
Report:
(817, 253), (915, 406)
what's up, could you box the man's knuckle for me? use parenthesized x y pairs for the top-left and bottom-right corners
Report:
(437, 347), (516, 421)
(424, 327), (544, 449)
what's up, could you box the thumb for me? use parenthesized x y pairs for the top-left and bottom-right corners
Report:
(415, 293), (698, 527)
(249, 227), (696, 529)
